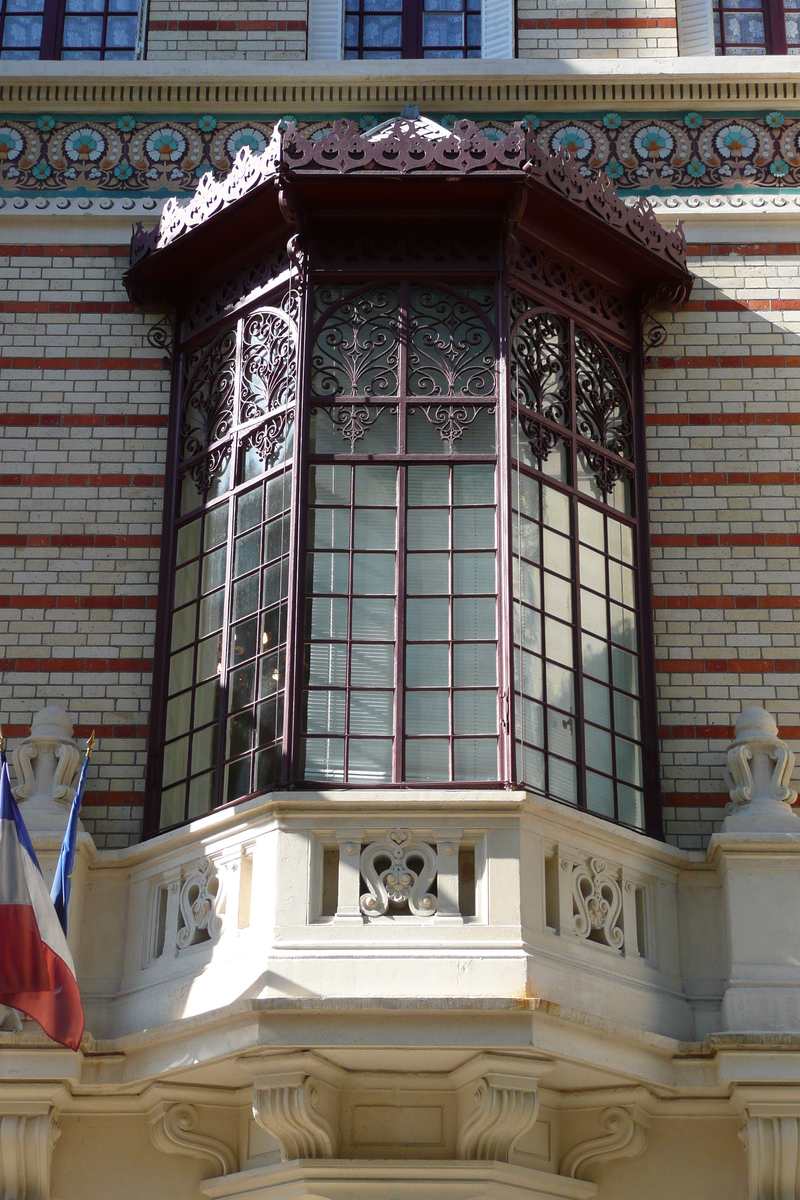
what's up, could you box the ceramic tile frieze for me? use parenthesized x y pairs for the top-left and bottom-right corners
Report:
(2, 110), (800, 197)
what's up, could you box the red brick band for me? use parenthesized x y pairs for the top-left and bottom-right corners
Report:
(649, 471), (800, 487)
(684, 298), (800, 313)
(646, 413), (800, 427)
(653, 354), (800, 369)
(149, 18), (306, 29)
(653, 595), (800, 610)
(657, 659), (800, 674)
(0, 302), (135, 314)
(660, 724), (800, 739)
(0, 473), (164, 488)
(83, 791), (145, 807)
(519, 16), (675, 27)
(0, 357), (165, 371)
(0, 595), (157, 610)
(0, 414), (168, 428)
(663, 792), (731, 808)
(0, 244), (129, 257)
(688, 243), (800, 256)
(0, 658), (152, 673)
(652, 533), (800, 547)
(0, 534), (160, 548)
(1, 724), (147, 739)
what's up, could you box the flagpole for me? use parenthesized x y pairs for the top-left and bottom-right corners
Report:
(50, 730), (96, 937)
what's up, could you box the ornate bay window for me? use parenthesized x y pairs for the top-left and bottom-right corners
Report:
(127, 115), (691, 837)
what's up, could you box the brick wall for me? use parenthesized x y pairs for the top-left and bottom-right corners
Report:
(648, 242), (800, 847)
(0, 245), (169, 848)
(146, 0), (306, 59)
(516, 0), (678, 57)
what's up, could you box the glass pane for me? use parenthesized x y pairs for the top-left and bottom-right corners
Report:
(618, 785), (644, 827)
(547, 708), (575, 760)
(202, 546), (227, 591)
(583, 633), (609, 682)
(233, 573), (259, 621)
(453, 643), (496, 687)
(307, 597), (349, 639)
(205, 503), (229, 549)
(352, 552), (395, 594)
(543, 529), (571, 577)
(453, 552), (495, 594)
(585, 723), (612, 775)
(199, 589), (224, 637)
(549, 757), (577, 803)
(581, 590), (608, 640)
(174, 560), (199, 608)
(518, 744), (545, 789)
(305, 689), (346, 734)
(583, 678), (611, 727)
(310, 464), (352, 505)
(542, 486), (569, 533)
(454, 739), (498, 780)
(350, 643), (394, 686)
(454, 690), (497, 736)
(169, 647), (194, 696)
(453, 508), (495, 549)
(405, 738), (449, 781)
(514, 601), (542, 652)
(408, 464), (449, 505)
(578, 503), (604, 548)
(348, 738), (392, 782)
(586, 770), (614, 818)
(354, 464), (396, 505)
(308, 643), (347, 687)
(408, 508), (449, 550)
(171, 604), (196, 651)
(176, 520), (201, 564)
(453, 597), (496, 640)
(308, 552), (350, 595)
(310, 507), (350, 549)
(454, 464), (494, 504)
(162, 736), (189, 787)
(614, 690), (641, 740)
(351, 597), (395, 640)
(406, 690), (449, 735)
(407, 552), (449, 595)
(407, 643), (449, 687)
(517, 648), (543, 700)
(303, 737), (345, 782)
(612, 646), (639, 695)
(62, 15), (103, 46)
(407, 598), (449, 641)
(349, 692), (394, 735)
(354, 508), (396, 549)
(545, 617), (573, 668)
(616, 737), (643, 788)
(516, 696), (544, 746)
(165, 694), (191, 741)
(194, 679), (219, 726)
(546, 661), (575, 715)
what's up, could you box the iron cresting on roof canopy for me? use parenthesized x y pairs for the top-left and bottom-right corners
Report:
(126, 109), (692, 314)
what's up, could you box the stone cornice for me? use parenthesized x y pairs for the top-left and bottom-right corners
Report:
(4, 57), (800, 115)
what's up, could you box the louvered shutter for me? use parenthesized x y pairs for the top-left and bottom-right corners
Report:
(677, 0), (715, 54)
(308, 0), (344, 59)
(482, 0), (514, 58)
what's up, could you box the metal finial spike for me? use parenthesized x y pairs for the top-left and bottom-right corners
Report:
(86, 731), (96, 758)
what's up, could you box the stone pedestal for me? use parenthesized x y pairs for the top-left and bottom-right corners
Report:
(714, 708), (800, 1033)
(10, 706), (83, 836)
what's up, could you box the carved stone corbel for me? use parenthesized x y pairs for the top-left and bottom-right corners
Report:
(148, 1102), (237, 1178)
(739, 1106), (800, 1199)
(561, 1105), (650, 1181)
(456, 1072), (539, 1162)
(252, 1072), (337, 1161)
(0, 1109), (60, 1200)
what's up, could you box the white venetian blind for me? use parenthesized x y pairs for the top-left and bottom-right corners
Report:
(677, 0), (715, 54)
(307, 0), (344, 59)
(482, 0), (514, 57)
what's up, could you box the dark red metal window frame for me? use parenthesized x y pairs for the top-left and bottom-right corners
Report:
(0, 0), (137, 59)
(343, 0), (481, 59)
(713, 0), (800, 53)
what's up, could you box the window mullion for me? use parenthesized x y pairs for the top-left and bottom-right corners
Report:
(766, 0), (788, 51)
(39, 0), (62, 57)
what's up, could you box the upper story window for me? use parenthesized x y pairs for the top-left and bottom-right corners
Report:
(344, 0), (481, 58)
(0, 0), (138, 58)
(713, 0), (800, 51)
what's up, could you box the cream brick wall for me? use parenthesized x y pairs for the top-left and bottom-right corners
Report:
(516, 0), (678, 58)
(647, 244), (800, 847)
(0, 246), (170, 848)
(145, 0), (306, 60)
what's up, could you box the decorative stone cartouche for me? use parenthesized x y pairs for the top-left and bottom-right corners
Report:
(723, 706), (800, 834)
(10, 706), (83, 833)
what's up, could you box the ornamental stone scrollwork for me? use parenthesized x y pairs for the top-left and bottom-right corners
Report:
(560, 1106), (650, 1181)
(0, 1109), (61, 1200)
(566, 856), (625, 950)
(723, 707), (800, 833)
(456, 1073), (539, 1162)
(148, 1102), (237, 1178)
(10, 706), (82, 832)
(252, 1073), (337, 1160)
(176, 858), (224, 949)
(360, 827), (438, 918)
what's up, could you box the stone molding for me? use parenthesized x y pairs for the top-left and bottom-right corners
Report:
(560, 1105), (650, 1181)
(148, 1101), (238, 1178)
(252, 1072), (337, 1161)
(0, 1108), (60, 1200)
(740, 1105), (800, 1200)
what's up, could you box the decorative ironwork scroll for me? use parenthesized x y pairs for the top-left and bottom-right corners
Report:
(510, 305), (571, 430)
(180, 327), (237, 490)
(312, 403), (397, 452)
(241, 411), (293, 470)
(311, 286), (400, 398)
(407, 285), (496, 398)
(410, 403), (495, 454)
(241, 304), (298, 422)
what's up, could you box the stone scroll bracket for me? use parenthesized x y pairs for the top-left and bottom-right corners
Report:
(252, 1071), (338, 1161)
(738, 1103), (800, 1200)
(560, 1105), (651, 1182)
(10, 706), (83, 834)
(456, 1071), (540, 1162)
(0, 1106), (61, 1200)
(147, 1100), (238, 1179)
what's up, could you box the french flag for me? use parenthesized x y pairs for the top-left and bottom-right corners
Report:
(0, 757), (84, 1051)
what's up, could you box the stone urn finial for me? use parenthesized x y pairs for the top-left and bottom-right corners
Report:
(723, 706), (800, 833)
(10, 705), (82, 832)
